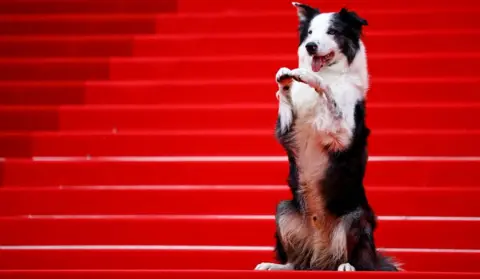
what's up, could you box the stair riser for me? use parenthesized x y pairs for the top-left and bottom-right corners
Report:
(1, 12), (480, 35)
(1, 33), (478, 57)
(1, 218), (478, 249)
(0, 131), (478, 157)
(0, 105), (477, 131)
(1, 0), (478, 14)
(1, 160), (479, 187)
(0, 56), (477, 81)
(1, 187), (477, 216)
(0, 80), (478, 105)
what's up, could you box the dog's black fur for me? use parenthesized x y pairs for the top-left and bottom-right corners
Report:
(328, 8), (368, 64)
(271, 5), (399, 272)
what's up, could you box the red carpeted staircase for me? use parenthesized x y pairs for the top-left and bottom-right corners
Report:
(1, 0), (480, 278)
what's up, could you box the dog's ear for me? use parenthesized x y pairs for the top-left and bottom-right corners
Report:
(339, 7), (368, 29)
(292, 2), (320, 22)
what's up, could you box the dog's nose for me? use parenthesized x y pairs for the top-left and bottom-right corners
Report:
(305, 42), (318, 55)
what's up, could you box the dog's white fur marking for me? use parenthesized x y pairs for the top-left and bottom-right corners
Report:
(298, 13), (339, 58)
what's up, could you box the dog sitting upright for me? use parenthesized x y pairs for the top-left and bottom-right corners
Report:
(254, 2), (400, 272)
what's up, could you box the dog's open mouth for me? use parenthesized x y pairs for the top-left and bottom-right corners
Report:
(311, 51), (334, 72)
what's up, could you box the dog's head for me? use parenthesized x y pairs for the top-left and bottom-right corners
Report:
(293, 2), (368, 72)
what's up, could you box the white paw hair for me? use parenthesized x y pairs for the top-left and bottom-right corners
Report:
(338, 263), (356, 272)
(254, 262), (294, 271)
(290, 68), (327, 92)
(276, 67), (293, 86)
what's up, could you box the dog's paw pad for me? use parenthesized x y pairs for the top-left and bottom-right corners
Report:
(338, 263), (356, 272)
(276, 67), (293, 85)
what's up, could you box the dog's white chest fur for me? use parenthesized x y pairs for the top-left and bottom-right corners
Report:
(288, 70), (364, 153)
(291, 80), (335, 132)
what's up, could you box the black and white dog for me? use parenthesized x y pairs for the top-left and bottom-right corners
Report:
(254, 2), (400, 272)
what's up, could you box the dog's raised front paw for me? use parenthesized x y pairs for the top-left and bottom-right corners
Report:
(290, 68), (326, 92)
(338, 263), (356, 272)
(276, 67), (294, 87)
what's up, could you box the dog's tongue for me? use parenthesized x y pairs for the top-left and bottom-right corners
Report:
(312, 56), (323, 72)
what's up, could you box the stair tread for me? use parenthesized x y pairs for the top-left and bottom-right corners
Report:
(1, 246), (479, 272)
(1, 269), (479, 279)
(0, 185), (478, 216)
(0, 215), (479, 249)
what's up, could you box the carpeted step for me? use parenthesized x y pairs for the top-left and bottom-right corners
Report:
(0, 79), (478, 106)
(0, 31), (477, 57)
(1, 11), (479, 35)
(0, 186), (477, 216)
(0, 158), (478, 187)
(1, 0), (479, 14)
(0, 0), (177, 15)
(176, 0), (480, 13)
(1, 215), (478, 249)
(0, 14), (159, 36)
(0, 104), (477, 131)
(0, 245), (478, 272)
(0, 55), (476, 81)
(0, 130), (478, 157)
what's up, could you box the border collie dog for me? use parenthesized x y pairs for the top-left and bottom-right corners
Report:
(254, 2), (400, 272)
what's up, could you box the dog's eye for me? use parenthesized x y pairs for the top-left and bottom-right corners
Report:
(308, 30), (312, 35)
(327, 29), (338, 35)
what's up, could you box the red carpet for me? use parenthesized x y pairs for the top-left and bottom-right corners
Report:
(0, 0), (480, 278)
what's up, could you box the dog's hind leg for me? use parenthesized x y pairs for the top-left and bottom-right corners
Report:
(255, 200), (313, 271)
(327, 208), (377, 272)
(275, 229), (289, 264)
(340, 207), (400, 272)
(255, 200), (300, 271)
